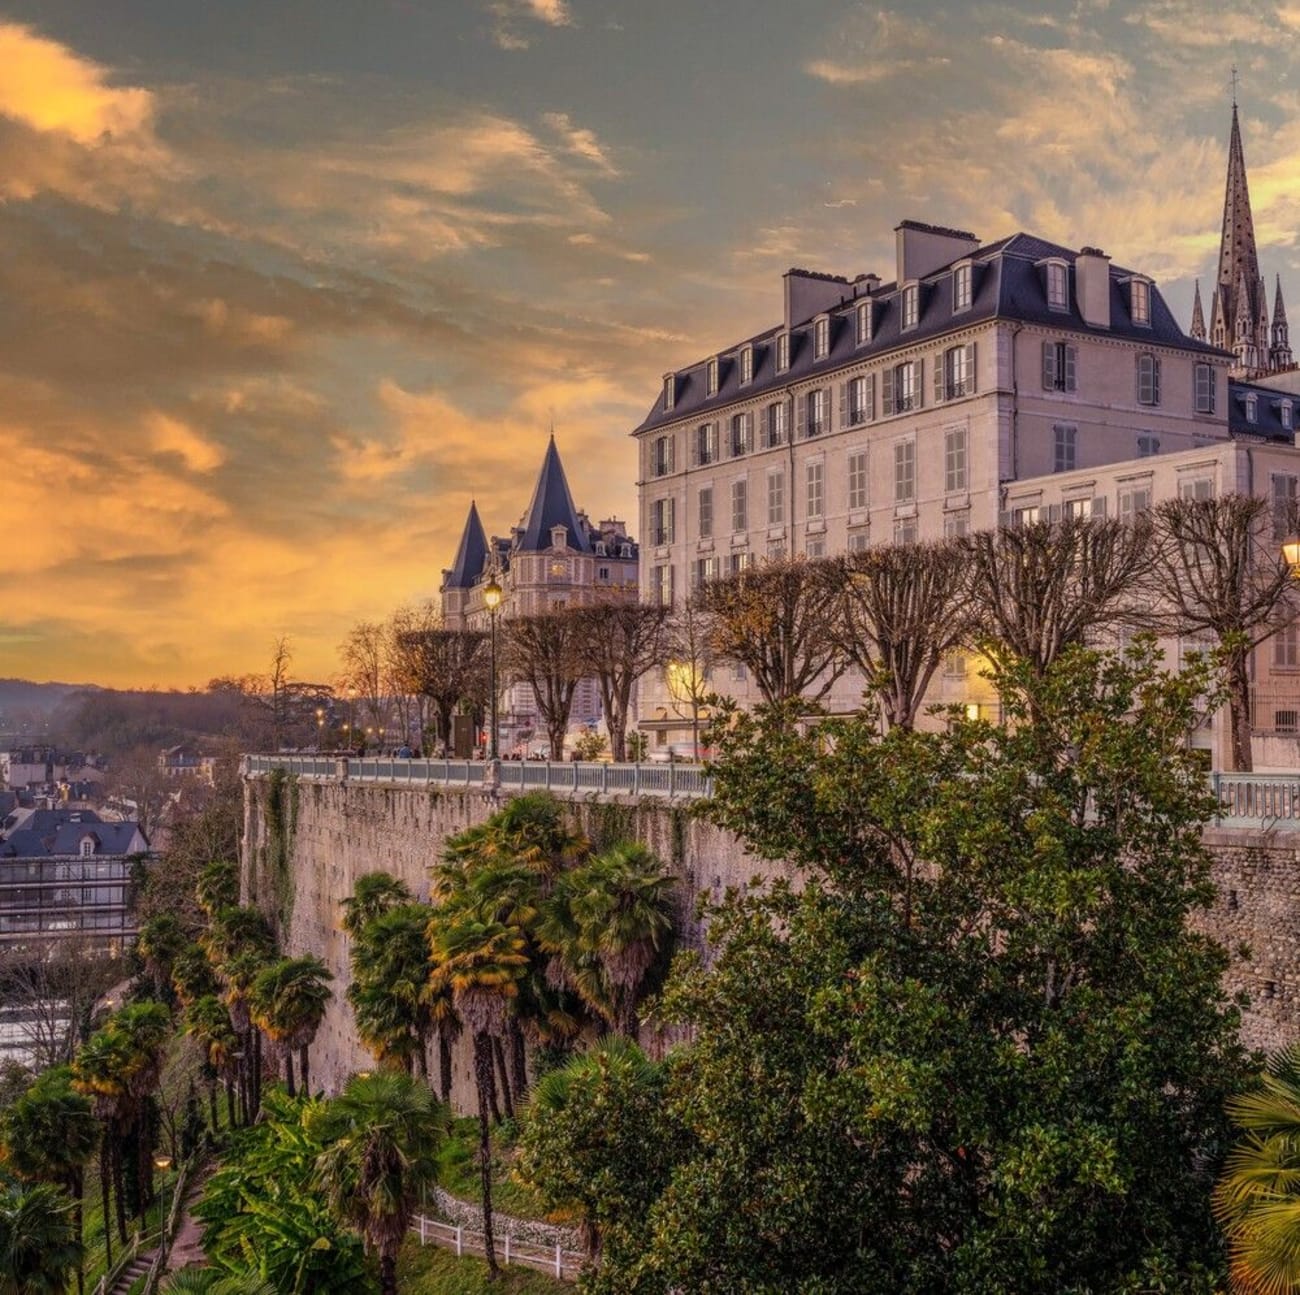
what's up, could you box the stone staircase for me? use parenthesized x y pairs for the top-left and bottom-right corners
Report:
(107, 1252), (153, 1294)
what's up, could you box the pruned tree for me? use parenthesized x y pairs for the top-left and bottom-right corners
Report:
(338, 620), (389, 737)
(574, 601), (668, 761)
(1151, 493), (1297, 771)
(964, 515), (1154, 678)
(694, 556), (846, 708)
(385, 602), (440, 746)
(831, 539), (973, 731)
(662, 594), (723, 760)
(401, 628), (490, 752)
(503, 612), (585, 760)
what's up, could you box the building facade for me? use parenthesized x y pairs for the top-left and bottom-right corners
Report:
(441, 436), (639, 752)
(631, 218), (1300, 767)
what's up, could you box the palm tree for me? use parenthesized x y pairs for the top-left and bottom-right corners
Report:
(566, 842), (675, 1039)
(136, 914), (188, 1000)
(171, 943), (219, 1008)
(348, 905), (437, 1079)
(311, 1072), (445, 1295)
(1215, 1044), (1300, 1293)
(0, 1176), (82, 1295)
(194, 860), (240, 922)
(205, 907), (276, 1122)
(0, 1066), (97, 1295)
(162, 1269), (276, 1294)
(184, 996), (240, 1131)
(248, 957), (333, 1098)
(109, 1002), (172, 1227)
(340, 872), (412, 938)
(71, 1024), (135, 1251)
(428, 912), (528, 1274)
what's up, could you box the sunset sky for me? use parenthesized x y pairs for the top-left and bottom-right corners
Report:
(4, 0), (1300, 688)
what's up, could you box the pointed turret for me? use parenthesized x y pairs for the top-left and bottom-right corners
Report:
(443, 500), (489, 590)
(1272, 273), (1293, 370)
(515, 435), (591, 553)
(1190, 279), (1206, 340)
(1216, 102), (1268, 374)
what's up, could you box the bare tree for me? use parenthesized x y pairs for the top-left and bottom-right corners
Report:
(663, 594), (724, 760)
(105, 745), (173, 841)
(964, 516), (1154, 678)
(574, 602), (667, 761)
(267, 636), (293, 751)
(1151, 494), (1297, 771)
(503, 612), (585, 759)
(832, 540), (973, 731)
(695, 556), (847, 708)
(402, 628), (490, 752)
(385, 603), (440, 746)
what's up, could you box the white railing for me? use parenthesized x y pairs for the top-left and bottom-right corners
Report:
(244, 755), (712, 799)
(410, 1212), (584, 1282)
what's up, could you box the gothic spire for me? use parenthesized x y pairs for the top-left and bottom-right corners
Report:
(1217, 101), (1266, 372)
(1275, 273), (1289, 326)
(1272, 273), (1293, 370)
(1190, 278), (1206, 340)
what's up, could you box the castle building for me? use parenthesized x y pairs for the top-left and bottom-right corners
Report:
(441, 436), (639, 753)
(631, 216), (1300, 769)
(1190, 101), (1297, 380)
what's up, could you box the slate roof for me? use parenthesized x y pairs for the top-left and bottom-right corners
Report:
(516, 435), (591, 553)
(0, 809), (147, 858)
(444, 501), (489, 590)
(1228, 378), (1299, 444)
(634, 231), (1229, 436)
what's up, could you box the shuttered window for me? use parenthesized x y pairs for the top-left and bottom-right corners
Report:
(1136, 353), (1161, 405)
(1194, 363), (1216, 414)
(1042, 341), (1077, 392)
(894, 440), (916, 502)
(848, 452), (868, 511)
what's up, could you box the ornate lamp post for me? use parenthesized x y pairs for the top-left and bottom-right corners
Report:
(1283, 535), (1300, 578)
(483, 576), (503, 761)
(154, 1152), (173, 1233)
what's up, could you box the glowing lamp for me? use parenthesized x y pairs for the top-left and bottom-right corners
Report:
(483, 577), (503, 611)
(1283, 536), (1300, 578)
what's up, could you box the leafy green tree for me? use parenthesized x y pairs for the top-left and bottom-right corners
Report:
(0, 1176), (82, 1295)
(0, 1066), (97, 1294)
(1214, 1045), (1300, 1294)
(248, 957), (333, 1098)
(517, 1038), (675, 1263)
(312, 1072), (446, 1295)
(340, 873), (412, 939)
(584, 643), (1249, 1293)
(196, 1089), (372, 1294)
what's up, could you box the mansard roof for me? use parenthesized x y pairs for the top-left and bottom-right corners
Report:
(444, 501), (489, 589)
(516, 435), (591, 553)
(635, 230), (1224, 435)
(1229, 377), (1298, 444)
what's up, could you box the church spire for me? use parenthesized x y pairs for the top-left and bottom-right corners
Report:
(1273, 273), (1293, 370)
(1190, 278), (1206, 340)
(1217, 100), (1267, 375)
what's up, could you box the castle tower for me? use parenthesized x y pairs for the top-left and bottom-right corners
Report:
(1213, 101), (1269, 376)
(1272, 274), (1293, 371)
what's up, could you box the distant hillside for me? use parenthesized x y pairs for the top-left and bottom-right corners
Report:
(0, 678), (100, 737)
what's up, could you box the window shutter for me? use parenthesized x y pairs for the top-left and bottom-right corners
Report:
(795, 393), (807, 439)
(1042, 341), (1056, 390)
(838, 382), (848, 428)
(1091, 496), (1107, 519)
(1044, 503), (1062, 524)
(965, 342), (977, 394)
(914, 358), (924, 409)
(882, 367), (895, 416)
(1064, 346), (1078, 392)
(667, 497), (676, 539)
(1153, 356), (1161, 404)
(757, 404), (769, 447)
(998, 510), (1012, 530)
(744, 411), (754, 450)
(864, 374), (875, 420)
(934, 352), (946, 405)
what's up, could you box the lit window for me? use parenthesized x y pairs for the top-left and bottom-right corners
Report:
(651, 498), (675, 546)
(706, 358), (719, 396)
(767, 470), (785, 526)
(730, 412), (752, 456)
(652, 434), (674, 476)
(894, 440), (916, 502)
(1011, 504), (1040, 527)
(695, 422), (718, 466)
(808, 388), (828, 437)
(776, 332), (790, 372)
(896, 361), (919, 413)
(806, 461), (825, 520)
(652, 564), (673, 607)
(693, 556), (720, 589)
(940, 343), (976, 400)
(1246, 392), (1259, 423)
(848, 452), (868, 511)
(768, 401), (788, 447)
(814, 316), (830, 360)
(901, 283), (919, 330)
(663, 375), (675, 411)
(1194, 363), (1217, 414)
(855, 301), (872, 345)
(1136, 353), (1160, 406)
(740, 345), (754, 385)
(1130, 279), (1151, 326)
(698, 487), (713, 539)
(1046, 261), (1069, 311)
(944, 426), (968, 494)
(1053, 423), (1077, 473)
(1042, 341), (1077, 392)
(953, 263), (972, 312)
(848, 375), (872, 425)
(1063, 497), (1094, 519)
(731, 480), (748, 532)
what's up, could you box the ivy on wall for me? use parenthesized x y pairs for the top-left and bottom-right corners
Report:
(261, 768), (299, 938)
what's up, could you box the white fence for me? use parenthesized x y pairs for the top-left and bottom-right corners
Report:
(410, 1212), (585, 1282)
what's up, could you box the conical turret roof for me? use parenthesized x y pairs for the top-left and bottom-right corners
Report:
(445, 500), (489, 589)
(516, 435), (591, 553)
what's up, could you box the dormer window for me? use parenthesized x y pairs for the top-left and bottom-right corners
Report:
(595, 541), (607, 556)
(813, 316), (830, 360)
(1130, 278), (1151, 326)
(775, 332), (790, 372)
(80, 836), (94, 857)
(1283, 400), (1294, 430)
(706, 358), (719, 396)
(739, 345), (754, 385)
(619, 543), (632, 558)
(1046, 260), (1069, 311)
(953, 262), (972, 312)
(1246, 392), (1259, 423)
(855, 300), (873, 345)
(901, 283), (919, 331)
(663, 374), (675, 412)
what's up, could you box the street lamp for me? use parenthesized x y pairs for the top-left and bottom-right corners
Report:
(315, 707), (325, 750)
(154, 1153), (173, 1232)
(483, 576), (503, 761)
(1283, 535), (1300, 578)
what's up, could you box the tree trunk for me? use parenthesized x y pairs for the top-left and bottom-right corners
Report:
(487, 1054), (503, 1125)
(283, 1043), (296, 1098)
(73, 1169), (84, 1295)
(438, 1031), (453, 1106)
(253, 1031), (264, 1117)
(226, 1078), (237, 1130)
(111, 1136), (127, 1244)
(99, 1136), (113, 1270)
(472, 1033), (498, 1274)
(509, 1020), (527, 1099)
(493, 1036), (514, 1121)
(208, 1081), (219, 1135)
(299, 1042), (311, 1095)
(379, 1250), (398, 1295)
(1228, 646), (1254, 771)
(416, 1036), (429, 1081)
